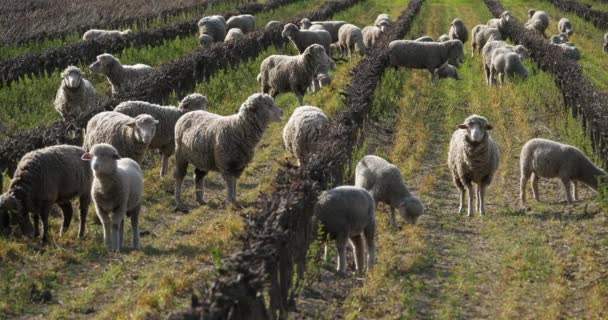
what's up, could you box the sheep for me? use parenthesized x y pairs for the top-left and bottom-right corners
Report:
(604, 32), (608, 53)
(337, 24), (366, 60)
(482, 40), (529, 85)
(525, 9), (550, 37)
(198, 16), (226, 46)
(448, 114), (499, 217)
(374, 13), (392, 33)
(82, 143), (143, 252)
(282, 23), (331, 56)
(113, 93), (208, 177)
(490, 48), (528, 85)
(487, 11), (512, 36)
(89, 53), (154, 96)
(258, 44), (332, 106)
(265, 20), (282, 32)
(520, 138), (607, 206)
(0, 145), (92, 243)
(355, 155), (424, 227)
(435, 63), (461, 80)
(54, 66), (97, 122)
(558, 42), (581, 60)
(558, 18), (573, 36)
(282, 106), (330, 166)
(388, 39), (464, 81)
(549, 33), (569, 44)
(449, 18), (469, 44)
(437, 34), (450, 42)
(362, 25), (383, 49)
(174, 93), (283, 209)
(314, 186), (376, 273)
(299, 19), (347, 42)
(224, 28), (245, 42)
(414, 36), (435, 42)
(310, 59), (335, 93)
(84, 111), (159, 164)
(226, 14), (256, 34)
(471, 25), (502, 57)
(82, 29), (132, 41)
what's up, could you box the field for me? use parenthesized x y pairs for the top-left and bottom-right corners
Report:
(1, 0), (608, 318)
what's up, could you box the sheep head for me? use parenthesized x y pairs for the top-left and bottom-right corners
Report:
(0, 192), (33, 237)
(500, 11), (512, 22)
(61, 66), (84, 89)
(198, 34), (214, 46)
(447, 40), (465, 67)
(398, 196), (424, 225)
(299, 18), (311, 30)
(127, 114), (158, 145)
(514, 45), (530, 60)
(303, 44), (331, 72)
(377, 20), (391, 33)
(281, 23), (299, 39)
(240, 93), (283, 125)
(89, 54), (118, 75)
(82, 143), (120, 175)
(458, 114), (493, 144)
(179, 93), (209, 112)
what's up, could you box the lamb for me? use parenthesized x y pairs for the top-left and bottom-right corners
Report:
(198, 16), (226, 46)
(487, 11), (512, 35)
(414, 36), (434, 42)
(604, 32), (608, 53)
(449, 18), (469, 44)
(337, 24), (366, 60)
(282, 106), (330, 166)
(282, 23), (332, 56)
(438, 34), (450, 42)
(525, 9), (550, 37)
(435, 63), (461, 80)
(224, 28), (245, 42)
(226, 14), (256, 34)
(174, 93), (283, 209)
(482, 40), (529, 85)
(258, 44), (332, 106)
(54, 66), (97, 122)
(314, 186), (376, 273)
(299, 19), (347, 42)
(113, 93), (208, 177)
(355, 155), (424, 227)
(82, 29), (132, 41)
(84, 111), (159, 164)
(471, 25), (502, 57)
(490, 49), (529, 85)
(89, 53), (154, 96)
(374, 13), (392, 33)
(82, 144), (143, 252)
(520, 138), (607, 206)
(0, 145), (92, 243)
(388, 40), (464, 81)
(362, 25), (383, 49)
(448, 114), (499, 217)
(558, 18), (573, 36)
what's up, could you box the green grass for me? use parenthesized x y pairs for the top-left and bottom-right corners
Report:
(580, 0), (608, 12)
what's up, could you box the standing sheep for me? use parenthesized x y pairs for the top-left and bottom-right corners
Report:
(114, 93), (208, 177)
(258, 44), (331, 106)
(82, 29), (132, 41)
(54, 66), (97, 121)
(84, 111), (159, 164)
(174, 93), (283, 209)
(89, 53), (154, 96)
(471, 25), (502, 57)
(448, 115), (499, 217)
(282, 106), (330, 166)
(355, 155), (424, 227)
(198, 16), (226, 46)
(82, 144), (143, 252)
(520, 138), (607, 206)
(224, 28), (245, 42)
(482, 40), (529, 85)
(449, 18), (469, 44)
(299, 19), (347, 42)
(374, 14), (392, 32)
(282, 23), (332, 56)
(558, 18), (573, 36)
(337, 24), (366, 60)
(314, 186), (376, 273)
(487, 11), (512, 36)
(362, 25), (383, 49)
(0, 145), (92, 242)
(525, 9), (550, 37)
(226, 14), (256, 34)
(490, 49), (529, 85)
(388, 40), (464, 81)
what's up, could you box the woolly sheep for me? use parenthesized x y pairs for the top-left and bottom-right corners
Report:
(388, 40), (464, 81)
(310, 59), (335, 93)
(448, 115), (499, 216)
(487, 11), (512, 36)
(362, 25), (383, 49)
(299, 19), (347, 42)
(435, 63), (461, 80)
(198, 16), (226, 46)
(54, 66), (97, 122)
(482, 40), (529, 85)
(282, 106), (330, 166)
(282, 23), (331, 56)
(471, 25), (502, 57)
(525, 9), (549, 37)
(414, 36), (435, 42)
(374, 13), (392, 33)
(314, 186), (376, 273)
(449, 18), (469, 44)
(224, 28), (245, 42)
(604, 32), (608, 53)
(520, 138), (607, 206)
(114, 93), (208, 177)
(89, 53), (153, 96)
(558, 18), (573, 36)
(84, 111), (159, 164)
(258, 44), (332, 106)
(550, 33), (569, 44)
(174, 93), (283, 209)
(355, 155), (424, 227)
(337, 24), (366, 60)
(438, 34), (450, 42)
(0, 145), (92, 242)
(82, 144), (143, 252)
(82, 29), (132, 41)
(226, 14), (256, 34)
(490, 49), (528, 85)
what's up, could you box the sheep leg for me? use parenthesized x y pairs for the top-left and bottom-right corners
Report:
(479, 184), (487, 216)
(531, 173), (540, 201)
(194, 169), (208, 205)
(58, 201), (73, 237)
(160, 154), (169, 177)
(489, 67), (496, 86)
(335, 235), (348, 273)
(223, 174), (238, 206)
(78, 195), (90, 239)
(111, 218), (121, 252)
(118, 218), (124, 251)
(464, 181), (474, 217)
(349, 235), (365, 273)
(520, 171), (531, 207)
(471, 44), (476, 57)
(572, 181), (578, 202)
(364, 218), (376, 271)
(324, 243), (329, 262)
(561, 177), (573, 204)
(387, 206), (398, 228)
(454, 177), (466, 214)
(33, 211), (40, 238)
(39, 203), (52, 243)
(476, 186), (481, 214)
(296, 94), (304, 107)
(499, 73), (505, 86)
(129, 205), (141, 250)
(484, 64), (492, 85)
(174, 154), (189, 210)
(96, 206), (112, 249)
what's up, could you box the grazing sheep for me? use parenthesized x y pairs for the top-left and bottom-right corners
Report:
(362, 25), (383, 49)
(374, 13), (392, 32)
(471, 25), (502, 57)
(0, 145), (92, 242)
(558, 18), (573, 36)
(337, 24), (366, 60)
(82, 29), (132, 41)
(414, 36), (435, 42)
(490, 49), (529, 85)
(82, 144), (143, 252)
(314, 186), (376, 273)
(258, 44), (331, 106)
(282, 23), (331, 56)
(174, 93), (283, 208)
(604, 32), (608, 53)
(435, 63), (461, 80)
(265, 20), (282, 31)
(482, 40), (529, 85)
(114, 93), (208, 177)
(448, 115), (499, 217)
(198, 16), (226, 46)
(355, 155), (424, 227)
(54, 66), (97, 122)
(449, 18), (469, 44)
(520, 138), (608, 206)
(282, 106), (330, 166)
(487, 11), (512, 36)
(438, 34), (450, 42)
(525, 9), (550, 37)
(89, 53), (153, 96)
(549, 33), (569, 44)
(388, 40), (464, 81)
(299, 19), (347, 42)
(226, 14), (256, 34)
(224, 28), (245, 42)
(84, 111), (159, 164)
(310, 59), (335, 93)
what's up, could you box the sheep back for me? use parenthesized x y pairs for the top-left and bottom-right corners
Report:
(226, 14), (255, 34)
(389, 40), (464, 70)
(449, 18), (469, 44)
(282, 106), (330, 164)
(198, 16), (226, 41)
(314, 186), (375, 239)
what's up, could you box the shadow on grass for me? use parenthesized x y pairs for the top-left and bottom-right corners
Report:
(141, 244), (210, 257)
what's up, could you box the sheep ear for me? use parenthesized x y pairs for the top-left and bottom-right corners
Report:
(486, 124), (493, 130)
(126, 121), (137, 128)
(457, 124), (468, 129)
(81, 153), (93, 161)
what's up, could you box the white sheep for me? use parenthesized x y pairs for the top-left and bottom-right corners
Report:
(314, 186), (376, 273)
(558, 18), (573, 36)
(471, 25), (502, 57)
(355, 155), (424, 227)
(282, 23), (332, 56)
(89, 53), (154, 96)
(388, 39), (464, 81)
(224, 28), (245, 42)
(482, 40), (529, 85)
(82, 29), (132, 41)
(448, 114), (499, 216)
(282, 106), (330, 166)
(449, 18), (469, 44)
(362, 25), (383, 49)
(374, 14), (392, 33)
(299, 19), (347, 42)
(84, 111), (159, 164)
(54, 66), (97, 122)
(550, 33), (569, 44)
(487, 11), (512, 36)
(490, 48), (529, 85)
(174, 93), (283, 209)
(226, 14), (256, 34)
(435, 63), (461, 80)
(525, 9), (550, 38)
(82, 144), (143, 252)
(520, 138), (607, 206)
(114, 93), (208, 177)
(310, 59), (335, 93)
(337, 24), (366, 60)
(198, 16), (226, 46)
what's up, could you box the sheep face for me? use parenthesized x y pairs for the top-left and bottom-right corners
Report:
(61, 66), (83, 89)
(179, 93), (208, 112)
(299, 18), (311, 30)
(281, 23), (299, 39)
(89, 54), (117, 75)
(458, 115), (493, 143)
(448, 40), (465, 67)
(377, 20), (390, 33)
(128, 114), (158, 145)
(198, 34), (213, 46)
(0, 193), (33, 236)
(304, 44), (332, 70)
(500, 11), (512, 23)
(316, 74), (333, 87)
(399, 197), (424, 224)
(240, 93), (283, 124)
(83, 143), (119, 175)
